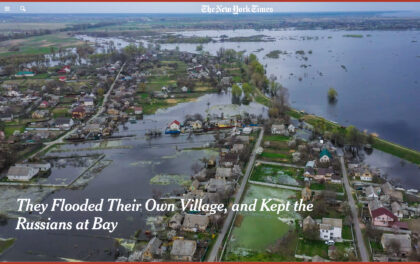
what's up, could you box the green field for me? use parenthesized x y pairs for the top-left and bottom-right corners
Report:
(251, 164), (302, 186)
(225, 185), (300, 259)
(0, 33), (84, 56)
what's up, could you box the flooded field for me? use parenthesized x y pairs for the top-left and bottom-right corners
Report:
(158, 29), (420, 151)
(0, 89), (266, 261)
(224, 184), (300, 259)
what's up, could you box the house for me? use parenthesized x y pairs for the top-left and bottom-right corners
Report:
(303, 167), (315, 180)
(391, 202), (404, 220)
(54, 117), (74, 130)
(215, 167), (233, 180)
(168, 120), (181, 131)
(0, 131), (5, 141)
(7, 166), (39, 181)
(302, 187), (312, 202)
(231, 144), (244, 153)
(58, 66), (71, 74)
(315, 167), (334, 181)
(39, 101), (49, 108)
(382, 182), (403, 202)
(72, 106), (86, 119)
(170, 239), (196, 261)
(319, 218), (342, 241)
(319, 148), (332, 163)
(16, 163), (51, 172)
(220, 152), (239, 167)
(181, 86), (188, 92)
(134, 106), (143, 115)
(365, 186), (379, 200)
(141, 237), (162, 261)
(15, 71), (35, 77)
(243, 127), (252, 134)
(303, 215), (316, 231)
(182, 214), (209, 232)
(369, 200), (398, 227)
(0, 110), (13, 121)
(191, 120), (202, 130)
(305, 160), (315, 168)
(168, 213), (183, 230)
(271, 124), (288, 135)
(330, 174), (342, 184)
(288, 124), (295, 134)
(83, 97), (94, 107)
(381, 233), (412, 257)
(220, 76), (231, 87)
(32, 110), (49, 119)
(360, 170), (373, 181)
(59, 76), (67, 82)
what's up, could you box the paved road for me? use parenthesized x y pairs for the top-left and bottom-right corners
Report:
(256, 160), (305, 169)
(29, 63), (126, 159)
(207, 128), (264, 262)
(340, 156), (369, 262)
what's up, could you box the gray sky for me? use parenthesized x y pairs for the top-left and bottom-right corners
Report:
(1, 2), (420, 14)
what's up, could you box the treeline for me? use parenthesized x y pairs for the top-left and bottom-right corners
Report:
(0, 22), (120, 42)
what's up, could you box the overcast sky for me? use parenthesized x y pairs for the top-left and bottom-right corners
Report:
(1, 2), (420, 14)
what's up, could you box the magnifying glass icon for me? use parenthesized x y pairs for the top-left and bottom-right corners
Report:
(20, 5), (26, 12)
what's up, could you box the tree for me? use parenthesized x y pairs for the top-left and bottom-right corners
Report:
(232, 84), (242, 97)
(345, 125), (364, 147)
(302, 224), (319, 240)
(97, 88), (104, 97)
(328, 87), (338, 102)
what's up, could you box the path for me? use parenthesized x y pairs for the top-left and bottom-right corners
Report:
(207, 128), (264, 262)
(29, 62), (126, 159)
(340, 155), (369, 262)
(256, 160), (305, 169)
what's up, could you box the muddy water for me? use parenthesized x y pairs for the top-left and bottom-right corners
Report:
(0, 91), (266, 261)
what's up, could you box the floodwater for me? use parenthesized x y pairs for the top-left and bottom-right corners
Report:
(158, 29), (420, 151)
(0, 91), (266, 261)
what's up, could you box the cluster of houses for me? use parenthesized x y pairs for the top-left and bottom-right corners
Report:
(123, 132), (251, 262)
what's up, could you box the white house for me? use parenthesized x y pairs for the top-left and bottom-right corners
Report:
(271, 124), (288, 136)
(360, 170), (373, 182)
(83, 97), (94, 107)
(54, 117), (74, 130)
(365, 185), (379, 200)
(181, 86), (188, 92)
(288, 124), (295, 134)
(7, 166), (39, 181)
(169, 120), (181, 131)
(243, 127), (252, 134)
(16, 163), (51, 172)
(319, 218), (342, 241)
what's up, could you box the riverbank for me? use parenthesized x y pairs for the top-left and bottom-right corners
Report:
(256, 91), (420, 165)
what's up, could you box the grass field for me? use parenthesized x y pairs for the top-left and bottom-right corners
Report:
(0, 33), (84, 56)
(251, 163), (302, 186)
(225, 184), (300, 259)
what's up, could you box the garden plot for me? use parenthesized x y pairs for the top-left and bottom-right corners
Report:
(251, 164), (302, 186)
(225, 184), (301, 258)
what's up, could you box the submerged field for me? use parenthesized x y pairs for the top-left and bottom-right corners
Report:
(224, 184), (300, 261)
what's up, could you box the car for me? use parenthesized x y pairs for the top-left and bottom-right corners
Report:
(325, 240), (335, 246)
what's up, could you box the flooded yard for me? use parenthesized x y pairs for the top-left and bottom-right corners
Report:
(224, 184), (300, 259)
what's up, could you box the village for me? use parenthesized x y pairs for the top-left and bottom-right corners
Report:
(1, 36), (420, 263)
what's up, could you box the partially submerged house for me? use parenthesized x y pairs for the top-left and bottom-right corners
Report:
(7, 166), (39, 181)
(170, 239), (197, 261)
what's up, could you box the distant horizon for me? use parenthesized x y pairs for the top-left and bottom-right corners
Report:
(1, 2), (420, 14)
